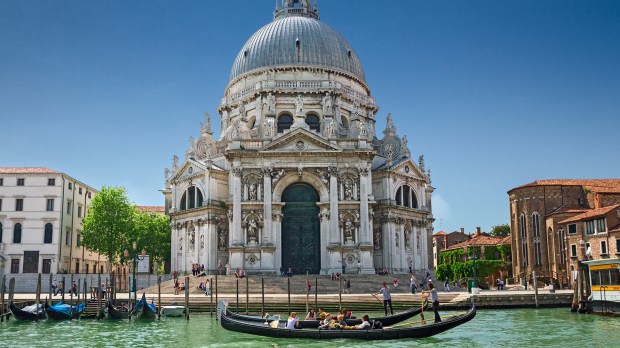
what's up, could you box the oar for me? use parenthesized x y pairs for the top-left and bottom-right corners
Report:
(420, 293), (427, 324)
(370, 293), (382, 304)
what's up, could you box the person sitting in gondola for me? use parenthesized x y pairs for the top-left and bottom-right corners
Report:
(318, 308), (329, 320)
(336, 314), (347, 327)
(305, 307), (316, 320)
(354, 315), (371, 329)
(286, 312), (301, 329)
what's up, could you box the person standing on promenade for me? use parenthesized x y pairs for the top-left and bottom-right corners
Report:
(410, 276), (417, 294)
(343, 278), (351, 294)
(52, 279), (58, 296)
(306, 278), (312, 295)
(373, 282), (394, 315)
(444, 278), (451, 292)
(423, 283), (441, 323)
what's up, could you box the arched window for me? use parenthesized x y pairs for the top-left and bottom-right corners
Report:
(519, 214), (527, 267)
(277, 114), (293, 133)
(13, 223), (22, 244)
(305, 114), (320, 132)
(44, 223), (53, 244)
(180, 186), (204, 211)
(532, 213), (541, 266)
(395, 185), (418, 208)
(341, 116), (349, 129)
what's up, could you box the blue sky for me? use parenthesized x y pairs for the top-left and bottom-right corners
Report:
(2, 0), (619, 234)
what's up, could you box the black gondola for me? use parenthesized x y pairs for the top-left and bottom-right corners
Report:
(44, 301), (85, 320)
(219, 303), (476, 340)
(9, 300), (46, 321)
(225, 301), (428, 329)
(131, 293), (157, 320)
(107, 301), (130, 320)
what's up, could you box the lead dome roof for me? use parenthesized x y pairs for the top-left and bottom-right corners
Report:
(230, 16), (366, 82)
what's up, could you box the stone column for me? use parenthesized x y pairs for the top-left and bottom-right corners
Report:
(328, 167), (339, 244)
(181, 223), (187, 273)
(421, 184), (427, 209)
(262, 168), (272, 244)
(232, 166), (243, 245)
(171, 224), (178, 272)
(358, 165), (370, 245)
(273, 210), (283, 272)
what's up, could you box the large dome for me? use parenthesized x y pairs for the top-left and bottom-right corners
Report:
(230, 16), (366, 82)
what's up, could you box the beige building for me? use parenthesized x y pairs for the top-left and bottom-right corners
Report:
(508, 179), (620, 287)
(163, 1), (434, 275)
(0, 167), (103, 278)
(432, 228), (476, 269)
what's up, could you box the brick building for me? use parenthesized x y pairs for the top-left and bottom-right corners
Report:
(508, 179), (620, 287)
(432, 228), (473, 269)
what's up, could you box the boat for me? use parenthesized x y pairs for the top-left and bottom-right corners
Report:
(9, 300), (46, 321)
(131, 293), (157, 319)
(107, 301), (130, 320)
(45, 301), (85, 320)
(219, 302), (476, 340)
(160, 303), (186, 317)
(225, 301), (429, 329)
(583, 257), (620, 316)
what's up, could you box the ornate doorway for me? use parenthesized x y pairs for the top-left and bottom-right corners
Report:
(281, 183), (321, 274)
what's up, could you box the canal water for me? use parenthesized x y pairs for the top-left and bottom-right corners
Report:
(0, 308), (617, 347)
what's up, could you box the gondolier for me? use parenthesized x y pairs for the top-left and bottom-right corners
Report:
(373, 282), (394, 315)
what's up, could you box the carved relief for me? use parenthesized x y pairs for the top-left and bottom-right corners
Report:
(373, 229), (382, 250)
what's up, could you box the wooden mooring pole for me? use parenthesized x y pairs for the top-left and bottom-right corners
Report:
(69, 274), (73, 318)
(215, 272), (218, 321)
(158, 276), (161, 320)
(9, 278), (16, 303)
(533, 271), (539, 308)
(35, 274), (41, 321)
(246, 276), (249, 315)
(339, 277), (342, 311)
(1, 275), (6, 322)
(236, 278), (239, 312)
(210, 277), (213, 318)
(287, 277), (291, 315)
(261, 278), (265, 316)
(185, 276), (190, 321)
(48, 273), (53, 302)
(314, 278), (318, 312)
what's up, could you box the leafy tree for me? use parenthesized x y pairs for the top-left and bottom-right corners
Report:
(82, 186), (136, 272)
(132, 211), (171, 273)
(490, 224), (511, 238)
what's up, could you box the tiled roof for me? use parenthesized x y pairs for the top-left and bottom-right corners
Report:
(0, 167), (58, 174)
(445, 235), (509, 251)
(559, 204), (620, 224)
(433, 231), (447, 236)
(509, 179), (620, 193)
(547, 205), (589, 216)
(136, 206), (165, 213)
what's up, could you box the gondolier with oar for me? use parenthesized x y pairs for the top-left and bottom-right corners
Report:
(422, 283), (441, 323)
(372, 282), (394, 315)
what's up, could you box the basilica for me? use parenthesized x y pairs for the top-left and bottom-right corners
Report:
(163, 0), (434, 275)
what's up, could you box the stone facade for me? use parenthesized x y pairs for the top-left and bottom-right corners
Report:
(508, 179), (620, 287)
(0, 167), (102, 279)
(162, 1), (434, 275)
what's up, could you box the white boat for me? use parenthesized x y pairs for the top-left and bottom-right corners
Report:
(160, 305), (186, 317)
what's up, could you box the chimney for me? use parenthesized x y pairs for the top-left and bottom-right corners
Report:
(594, 194), (601, 209)
(476, 227), (481, 236)
(460, 227), (465, 235)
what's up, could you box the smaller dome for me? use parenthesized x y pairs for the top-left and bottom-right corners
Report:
(230, 16), (365, 82)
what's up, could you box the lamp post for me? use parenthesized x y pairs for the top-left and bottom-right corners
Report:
(125, 242), (146, 304)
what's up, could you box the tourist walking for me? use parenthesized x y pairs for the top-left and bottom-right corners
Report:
(444, 278), (450, 292)
(373, 282), (394, 315)
(205, 279), (211, 296)
(410, 276), (417, 294)
(423, 283), (441, 323)
(52, 279), (58, 296)
(344, 278), (351, 294)
(306, 279), (312, 295)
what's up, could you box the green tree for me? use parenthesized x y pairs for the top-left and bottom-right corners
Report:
(133, 211), (171, 273)
(490, 224), (511, 238)
(82, 186), (136, 272)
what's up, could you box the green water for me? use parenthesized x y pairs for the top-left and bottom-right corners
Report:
(0, 309), (617, 347)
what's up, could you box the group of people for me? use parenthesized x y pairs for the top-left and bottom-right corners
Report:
(197, 279), (211, 296)
(191, 263), (205, 277)
(330, 272), (341, 280)
(286, 307), (372, 330)
(234, 268), (247, 278)
(279, 267), (293, 277)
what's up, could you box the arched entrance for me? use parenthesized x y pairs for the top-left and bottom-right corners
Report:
(281, 183), (320, 274)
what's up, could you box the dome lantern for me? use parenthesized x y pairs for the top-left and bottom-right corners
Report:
(274, 0), (320, 21)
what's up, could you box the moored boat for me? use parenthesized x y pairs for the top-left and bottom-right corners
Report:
(225, 301), (428, 329)
(9, 300), (46, 321)
(220, 302), (476, 340)
(160, 304), (186, 317)
(131, 293), (157, 320)
(584, 258), (620, 316)
(107, 301), (130, 320)
(45, 301), (85, 320)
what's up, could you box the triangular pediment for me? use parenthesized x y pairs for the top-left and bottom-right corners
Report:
(391, 158), (427, 180)
(170, 158), (209, 182)
(261, 128), (342, 153)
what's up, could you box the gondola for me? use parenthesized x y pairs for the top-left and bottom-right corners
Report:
(107, 301), (130, 320)
(45, 301), (85, 320)
(225, 301), (429, 329)
(131, 293), (157, 320)
(219, 302), (475, 340)
(9, 300), (46, 321)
